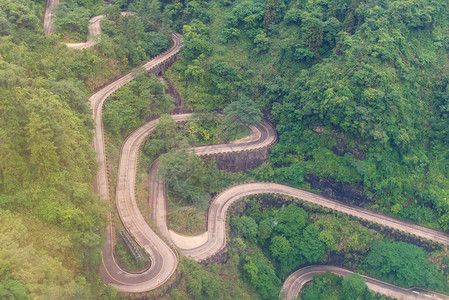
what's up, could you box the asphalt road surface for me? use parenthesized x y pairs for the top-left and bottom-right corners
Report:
(162, 182), (449, 261)
(149, 121), (277, 250)
(281, 266), (449, 300)
(104, 114), (275, 292)
(66, 12), (133, 49)
(92, 35), (183, 292)
(42, 2), (449, 297)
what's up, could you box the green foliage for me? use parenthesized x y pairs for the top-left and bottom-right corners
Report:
(0, 37), (105, 263)
(158, 150), (222, 208)
(0, 11), (11, 35)
(0, 210), (91, 298)
(233, 202), (326, 277)
(365, 241), (445, 289)
(254, 163), (305, 188)
(0, 0), (41, 32)
(223, 96), (262, 126)
(167, 0), (449, 230)
(100, 9), (170, 67)
(269, 235), (296, 273)
(253, 32), (269, 52)
(0, 0), (143, 297)
(130, 0), (162, 24)
(300, 272), (375, 300)
(103, 74), (173, 139)
(164, 257), (255, 299)
(242, 253), (281, 299)
(185, 112), (220, 143)
(141, 114), (182, 168)
(182, 20), (213, 60)
(54, 2), (91, 39)
(114, 233), (148, 272)
(257, 216), (275, 245)
(183, 111), (251, 144)
(224, 0), (267, 36)
(4, 0), (449, 297)
(341, 273), (375, 300)
(0, 270), (28, 300)
(186, 270), (218, 300)
(273, 204), (308, 239)
(313, 214), (379, 253)
(268, 204), (311, 274)
(161, 0), (212, 31)
(299, 224), (326, 264)
(267, 0), (449, 227)
(231, 215), (258, 243)
(234, 197), (449, 295)
(69, 0), (102, 10)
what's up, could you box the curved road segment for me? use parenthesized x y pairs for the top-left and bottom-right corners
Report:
(281, 266), (449, 300)
(149, 121), (276, 250)
(153, 182), (449, 262)
(66, 12), (133, 49)
(44, 0), (132, 50)
(65, 14), (104, 49)
(91, 36), (182, 292)
(42, 2), (449, 297)
(101, 113), (275, 291)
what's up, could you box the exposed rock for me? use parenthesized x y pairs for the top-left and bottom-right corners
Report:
(209, 148), (269, 172)
(305, 174), (375, 207)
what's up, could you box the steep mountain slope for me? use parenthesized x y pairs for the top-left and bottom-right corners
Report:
(167, 0), (449, 229)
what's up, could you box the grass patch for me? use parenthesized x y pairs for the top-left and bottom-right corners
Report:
(168, 193), (207, 235)
(226, 123), (251, 143)
(60, 31), (87, 43)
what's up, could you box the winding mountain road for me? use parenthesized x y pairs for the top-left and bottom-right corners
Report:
(281, 266), (449, 300)
(91, 35), (182, 292)
(149, 121), (276, 251)
(154, 181), (449, 261)
(44, 1), (132, 50)
(65, 14), (104, 49)
(42, 2), (449, 297)
(66, 12), (133, 49)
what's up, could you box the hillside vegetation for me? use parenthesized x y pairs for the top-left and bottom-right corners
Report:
(165, 0), (449, 230)
(2, 0), (449, 298)
(0, 0), (128, 297)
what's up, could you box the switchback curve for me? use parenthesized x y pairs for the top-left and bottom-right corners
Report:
(141, 110), (449, 298)
(42, 2), (449, 298)
(102, 113), (276, 292)
(151, 180), (449, 262)
(281, 265), (449, 300)
(65, 14), (104, 49)
(65, 12), (133, 49)
(149, 121), (276, 251)
(91, 35), (183, 292)
(43, 0), (130, 50)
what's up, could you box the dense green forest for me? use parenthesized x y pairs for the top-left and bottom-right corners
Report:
(231, 197), (448, 299)
(1, 0), (104, 297)
(2, 0), (449, 298)
(0, 0), (170, 297)
(299, 272), (377, 300)
(164, 0), (449, 231)
(126, 0), (449, 298)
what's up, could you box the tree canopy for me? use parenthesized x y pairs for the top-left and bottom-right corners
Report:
(365, 241), (444, 289)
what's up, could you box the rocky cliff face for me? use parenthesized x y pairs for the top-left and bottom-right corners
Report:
(205, 148), (269, 172)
